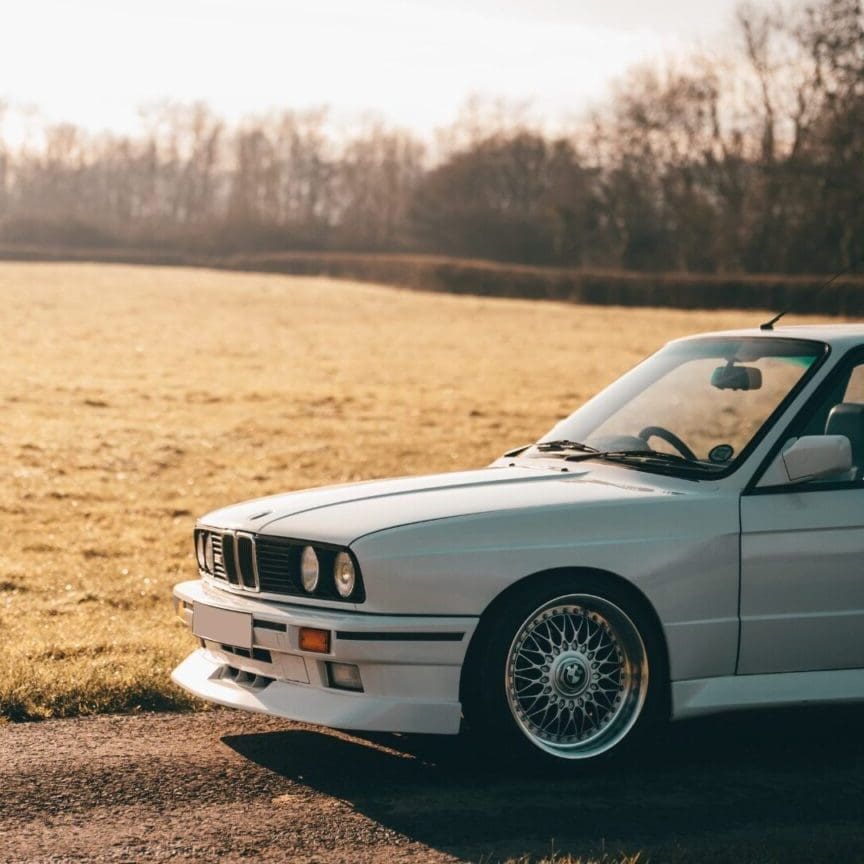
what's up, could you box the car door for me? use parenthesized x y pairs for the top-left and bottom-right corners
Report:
(738, 352), (864, 674)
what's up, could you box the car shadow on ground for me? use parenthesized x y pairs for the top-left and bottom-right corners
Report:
(223, 705), (864, 861)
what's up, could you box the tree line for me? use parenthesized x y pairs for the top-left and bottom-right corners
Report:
(0, 0), (861, 274)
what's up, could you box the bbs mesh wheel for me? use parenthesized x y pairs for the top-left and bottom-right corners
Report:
(505, 594), (648, 759)
(464, 575), (664, 766)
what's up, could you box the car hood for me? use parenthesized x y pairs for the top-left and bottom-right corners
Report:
(199, 461), (700, 547)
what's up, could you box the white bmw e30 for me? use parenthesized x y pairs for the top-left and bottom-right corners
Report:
(172, 324), (864, 764)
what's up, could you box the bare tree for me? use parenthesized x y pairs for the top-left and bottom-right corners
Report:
(0, 0), (860, 272)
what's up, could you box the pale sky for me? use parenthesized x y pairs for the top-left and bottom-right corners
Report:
(1, 0), (749, 139)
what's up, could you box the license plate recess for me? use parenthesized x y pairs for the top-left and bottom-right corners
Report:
(193, 604), (253, 650)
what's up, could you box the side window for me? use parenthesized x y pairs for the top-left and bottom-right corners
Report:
(797, 358), (864, 484)
(844, 366), (864, 403)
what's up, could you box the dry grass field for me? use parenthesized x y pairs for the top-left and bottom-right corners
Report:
(0, 261), (838, 721)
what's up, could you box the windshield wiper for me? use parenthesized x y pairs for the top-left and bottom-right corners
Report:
(562, 448), (712, 473)
(537, 442), (712, 474)
(591, 449), (696, 466)
(535, 440), (601, 454)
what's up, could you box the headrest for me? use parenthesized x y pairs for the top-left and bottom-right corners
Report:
(825, 403), (864, 462)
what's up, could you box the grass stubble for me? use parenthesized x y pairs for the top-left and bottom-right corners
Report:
(0, 262), (836, 722)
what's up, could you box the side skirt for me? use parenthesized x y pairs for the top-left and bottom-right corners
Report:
(672, 668), (864, 721)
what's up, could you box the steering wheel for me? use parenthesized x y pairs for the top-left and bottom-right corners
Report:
(638, 425), (698, 461)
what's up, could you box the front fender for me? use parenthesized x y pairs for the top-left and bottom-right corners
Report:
(351, 494), (740, 680)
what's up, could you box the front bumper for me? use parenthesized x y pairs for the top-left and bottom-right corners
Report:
(171, 580), (476, 734)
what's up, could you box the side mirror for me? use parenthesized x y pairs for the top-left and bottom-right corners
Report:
(711, 364), (763, 391)
(760, 435), (853, 486)
(783, 435), (852, 482)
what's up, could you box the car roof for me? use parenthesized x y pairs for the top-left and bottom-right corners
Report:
(672, 323), (864, 350)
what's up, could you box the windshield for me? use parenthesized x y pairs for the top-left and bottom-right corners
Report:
(534, 337), (826, 476)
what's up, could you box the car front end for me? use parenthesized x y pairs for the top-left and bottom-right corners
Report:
(170, 460), (736, 740)
(172, 519), (475, 734)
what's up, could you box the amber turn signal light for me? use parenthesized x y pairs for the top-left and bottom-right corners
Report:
(298, 627), (331, 653)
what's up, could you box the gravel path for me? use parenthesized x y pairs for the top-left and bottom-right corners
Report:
(2, 707), (864, 863)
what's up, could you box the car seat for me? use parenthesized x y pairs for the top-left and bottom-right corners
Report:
(824, 403), (864, 481)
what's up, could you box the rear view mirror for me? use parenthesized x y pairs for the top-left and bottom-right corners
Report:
(711, 364), (762, 391)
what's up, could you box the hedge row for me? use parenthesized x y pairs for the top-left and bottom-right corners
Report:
(3, 245), (863, 315)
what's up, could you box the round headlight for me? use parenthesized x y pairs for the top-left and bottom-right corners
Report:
(195, 532), (206, 569)
(204, 534), (214, 574)
(300, 546), (319, 593)
(333, 552), (356, 599)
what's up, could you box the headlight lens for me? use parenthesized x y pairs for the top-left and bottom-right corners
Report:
(204, 534), (214, 574)
(300, 546), (319, 593)
(333, 552), (356, 599)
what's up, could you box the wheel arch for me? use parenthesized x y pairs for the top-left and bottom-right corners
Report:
(459, 566), (672, 721)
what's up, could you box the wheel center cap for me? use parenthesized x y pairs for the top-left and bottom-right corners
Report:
(552, 655), (591, 697)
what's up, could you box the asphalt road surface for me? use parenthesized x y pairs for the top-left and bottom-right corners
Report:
(2, 706), (864, 863)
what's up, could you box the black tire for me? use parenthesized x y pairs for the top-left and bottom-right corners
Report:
(462, 572), (667, 769)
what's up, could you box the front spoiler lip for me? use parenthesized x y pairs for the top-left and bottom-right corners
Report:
(171, 649), (464, 734)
